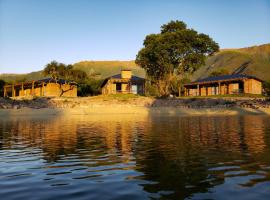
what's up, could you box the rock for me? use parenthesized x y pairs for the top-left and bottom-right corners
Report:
(12, 105), (20, 109)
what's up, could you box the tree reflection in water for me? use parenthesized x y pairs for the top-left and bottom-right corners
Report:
(0, 114), (270, 199)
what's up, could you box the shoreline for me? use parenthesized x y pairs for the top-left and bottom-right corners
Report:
(1, 106), (270, 117)
(1, 96), (270, 117)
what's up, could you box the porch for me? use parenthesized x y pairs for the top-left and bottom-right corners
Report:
(184, 81), (244, 96)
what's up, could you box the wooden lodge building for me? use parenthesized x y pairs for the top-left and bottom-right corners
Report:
(3, 78), (77, 98)
(101, 70), (145, 95)
(184, 74), (262, 96)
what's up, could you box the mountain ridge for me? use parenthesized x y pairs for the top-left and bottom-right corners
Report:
(1, 43), (269, 82)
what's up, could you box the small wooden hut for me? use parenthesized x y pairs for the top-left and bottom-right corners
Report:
(184, 74), (262, 96)
(101, 70), (145, 95)
(3, 78), (77, 98)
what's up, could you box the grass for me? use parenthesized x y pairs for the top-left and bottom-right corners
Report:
(90, 93), (267, 101)
(89, 93), (147, 101)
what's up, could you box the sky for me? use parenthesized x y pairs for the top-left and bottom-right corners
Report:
(0, 0), (270, 73)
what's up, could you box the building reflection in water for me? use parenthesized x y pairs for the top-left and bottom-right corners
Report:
(0, 114), (270, 199)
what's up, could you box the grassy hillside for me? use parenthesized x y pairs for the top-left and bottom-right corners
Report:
(0, 61), (145, 83)
(192, 43), (270, 81)
(0, 44), (269, 83)
(0, 71), (45, 83)
(73, 60), (145, 79)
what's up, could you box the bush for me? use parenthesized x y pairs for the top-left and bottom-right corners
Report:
(77, 79), (103, 96)
(0, 79), (5, 97)
(144, 81), (160, 97)
(263, 80), (270, 96)
(170, 76), (190, 97)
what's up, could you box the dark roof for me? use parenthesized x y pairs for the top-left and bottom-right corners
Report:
(101, 74), (145, 87)
(111, 74), (144, 81)
(185, 74), (262, 86)
(5, 78), (77, 88)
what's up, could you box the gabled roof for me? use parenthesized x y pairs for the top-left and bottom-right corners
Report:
(101, 74), (145, 87)
(5, 78), (77, 87)
(185, 74), (262, 86)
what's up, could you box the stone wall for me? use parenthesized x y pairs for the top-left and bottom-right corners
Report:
(102, 80), (117, 94)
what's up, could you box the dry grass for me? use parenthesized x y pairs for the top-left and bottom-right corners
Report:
(192, 43), (270, 81)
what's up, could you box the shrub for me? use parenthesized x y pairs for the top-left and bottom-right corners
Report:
(0, 79), (5, 97)
(77, 79), (103, 96)
(144, 81), (160, 97)
(263, 80), (270, 96)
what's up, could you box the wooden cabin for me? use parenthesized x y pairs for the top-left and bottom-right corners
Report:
(184, 74), (262, 96)
(101, 70), (145, 95)
(3, 78), (77, 98)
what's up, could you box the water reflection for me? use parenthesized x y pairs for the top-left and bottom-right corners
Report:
(0, 114), (270, 200)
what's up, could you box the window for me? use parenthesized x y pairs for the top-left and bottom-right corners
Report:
(116, 83), (121, 91)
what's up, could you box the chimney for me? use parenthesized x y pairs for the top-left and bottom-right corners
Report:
(121, 69), (132, 79)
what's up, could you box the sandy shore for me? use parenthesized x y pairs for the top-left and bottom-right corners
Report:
(1, 96), (270, 117)
(1, 106), (270, 117)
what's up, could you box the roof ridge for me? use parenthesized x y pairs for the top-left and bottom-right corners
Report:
(190, 74), (261, 85)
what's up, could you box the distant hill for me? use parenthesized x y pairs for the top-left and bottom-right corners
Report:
(73, 60), (145, 79)
(0, 44), (269, 83)
(192, 43), (270, 81)
(0, 71), (45, 83)
(0, 61), (145, 83)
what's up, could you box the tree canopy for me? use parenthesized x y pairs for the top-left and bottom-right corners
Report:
(43, 61), (87, 83)
(43, 61), (104, 96)
(136, 20), (219, 96)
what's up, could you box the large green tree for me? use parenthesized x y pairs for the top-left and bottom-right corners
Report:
(136, 20), (219, 96)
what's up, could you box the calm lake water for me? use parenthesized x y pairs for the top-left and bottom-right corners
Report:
(1, 114), (270, 200)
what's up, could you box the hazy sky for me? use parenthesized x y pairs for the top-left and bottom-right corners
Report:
(0, 0), (269, 73)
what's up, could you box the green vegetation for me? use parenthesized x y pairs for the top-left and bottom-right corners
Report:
(1, 41), (269, 97)
(90, 93), (144, 101)
(0, 61), (145, 83)
(135, 20), (219, 96)
(43, 61), (88, 82)
(0, 61), (145, 97)
(263, 80), (270, 96)
(43, 61), (104, 96)
(73, 61), (145, 79)
(209, 68), (229, 77)
(78, 79), (103, 96)
(0, 71), (43, 84)
(1, 44), (269, 84)
(144, 81), (160, 97)
(0, 79), (6, 97)
(192, 44), (270, 81)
